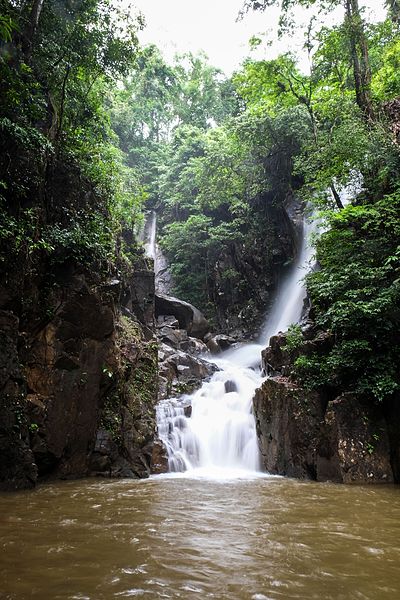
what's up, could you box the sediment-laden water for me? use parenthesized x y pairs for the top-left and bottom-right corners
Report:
(1, 476), (399, 599)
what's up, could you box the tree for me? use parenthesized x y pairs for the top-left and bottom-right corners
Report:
(241, 0), (374, 119)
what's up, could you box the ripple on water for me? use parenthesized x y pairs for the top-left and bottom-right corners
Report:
(0, 478), (399, 599)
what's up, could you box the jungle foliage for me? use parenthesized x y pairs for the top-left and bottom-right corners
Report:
(0, 0), (144, 283)
(1, 0), (400, 401)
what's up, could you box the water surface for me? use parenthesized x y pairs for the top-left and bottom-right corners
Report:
(1, 476), (399, 599)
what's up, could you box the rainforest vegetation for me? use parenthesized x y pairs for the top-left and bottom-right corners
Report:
(1, 0), (399, 409)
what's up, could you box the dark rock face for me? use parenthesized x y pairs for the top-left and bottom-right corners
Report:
(254, 378), (323, 480)
(0, 266), (158, 489)
(208, 197), (302, 338)
(23, 276), (115, 480)
(0, 312), (37, 490)
(254, 331), (397, 484)
(317, 395), (393, 484)
(123, 269), (155, 329)
(155, 294), (210, 339)
(151, 439), (169, 474)
(89, 315), (158, 479)
(0, 150), (159, 489)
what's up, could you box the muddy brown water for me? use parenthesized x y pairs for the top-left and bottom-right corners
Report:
(0, 475), (399, 599)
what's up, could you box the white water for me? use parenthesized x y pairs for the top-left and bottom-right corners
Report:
(156, 213), (316, 479)
(144, 210), (174, 295)
(145, 210), (157, 262)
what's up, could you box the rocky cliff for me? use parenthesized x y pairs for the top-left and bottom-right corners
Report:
(253, 330), (400, 483)
(0, 152), (159, 490)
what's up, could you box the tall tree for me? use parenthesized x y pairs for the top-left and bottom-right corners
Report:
(241, 0), (374, 119)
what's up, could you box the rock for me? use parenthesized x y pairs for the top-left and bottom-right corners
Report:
(151, 439), (169, 474)
(206, 338), (221, 354)
(253, 377), (395, 484)
(122, 269), (155, 328)
(261, 329), (334, 376)
(154, 248), (174, 296)
(384, 394), (400, 482)
(155, 294), (210, 339)
(0, 311), (38, 490)
(158, 326), (188, 348)
(225, 380), (237, 393)
(90, 317), (158, 480)
(253, 377), (323, 479)
(206, 334), (236, 354)
(157, 315), (179, 328)
(157, 342), (217, 399)
(317, 395), (394, 484)
(179, 337), (209, 356)
(213, 334), (236, 350)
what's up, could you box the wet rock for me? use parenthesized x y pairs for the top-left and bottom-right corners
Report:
(179, 337), (209, 356)
(225, 380), (238, 393)
(122, 269), (155, 328)
(155, 294), (209, 339)
(151, 439), (169, 474)
(157, 315), (179, 329)
(253, 377), (323, 479)
(253, 377), (395, 484)
(158, 327), (188, 348)
(261, 329), (334, 377)
(21, 278), (115, 480)
(157, 342), (217, 399)
(206, 334), (236, 354)
(0, 311), (37, 490)
(317, 395), (394, 484)
(384, 394), (400, 482)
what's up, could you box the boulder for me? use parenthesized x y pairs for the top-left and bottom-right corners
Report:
(157, 342), (217, 399)
(151, 439), (169, 474)
(206, 334), (236, 354)
(158, 326), (188, 349)
(155, 294), (209, 339)
(157, 315), (179, 328)
(179, 337), (209, 356)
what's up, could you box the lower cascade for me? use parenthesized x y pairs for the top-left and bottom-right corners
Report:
(157, 215), (315, 477)
(157, 359), (263, 475)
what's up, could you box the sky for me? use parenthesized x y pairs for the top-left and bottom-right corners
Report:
(131, 0), (387, 74)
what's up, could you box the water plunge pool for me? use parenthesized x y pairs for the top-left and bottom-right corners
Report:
(1, 475), (399, 599)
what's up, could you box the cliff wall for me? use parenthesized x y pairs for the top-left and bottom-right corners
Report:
(253, 331), (400, 483)
(0, 153), (158, 491)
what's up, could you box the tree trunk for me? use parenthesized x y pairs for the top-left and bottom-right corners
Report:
(345, 0), (374, 121)
(24, 0), (45, 59)
(330, 183), (344, 210)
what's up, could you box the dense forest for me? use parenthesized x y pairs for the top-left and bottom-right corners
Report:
(0, 0), (399, 488)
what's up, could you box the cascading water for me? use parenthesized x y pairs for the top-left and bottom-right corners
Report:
(144, 211), (174, 295)
(156, 212), (316, 478)
(145, 210), (157, 262)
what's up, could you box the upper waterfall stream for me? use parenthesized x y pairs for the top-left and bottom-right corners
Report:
(157, 215), (315, 478)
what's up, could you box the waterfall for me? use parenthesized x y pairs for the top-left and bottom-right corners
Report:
(144, 211), (174, 295)
(145, 211), (157, 262)
(156, 212), (316, 478)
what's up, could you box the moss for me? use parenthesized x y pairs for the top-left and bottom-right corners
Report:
(100, 391), (123, 446)
(99, 313), (158, 451)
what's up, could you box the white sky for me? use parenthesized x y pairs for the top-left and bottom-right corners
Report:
(131, 0), (387, 74)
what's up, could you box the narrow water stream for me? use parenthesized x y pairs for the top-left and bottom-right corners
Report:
(1, 477), (399, 599)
